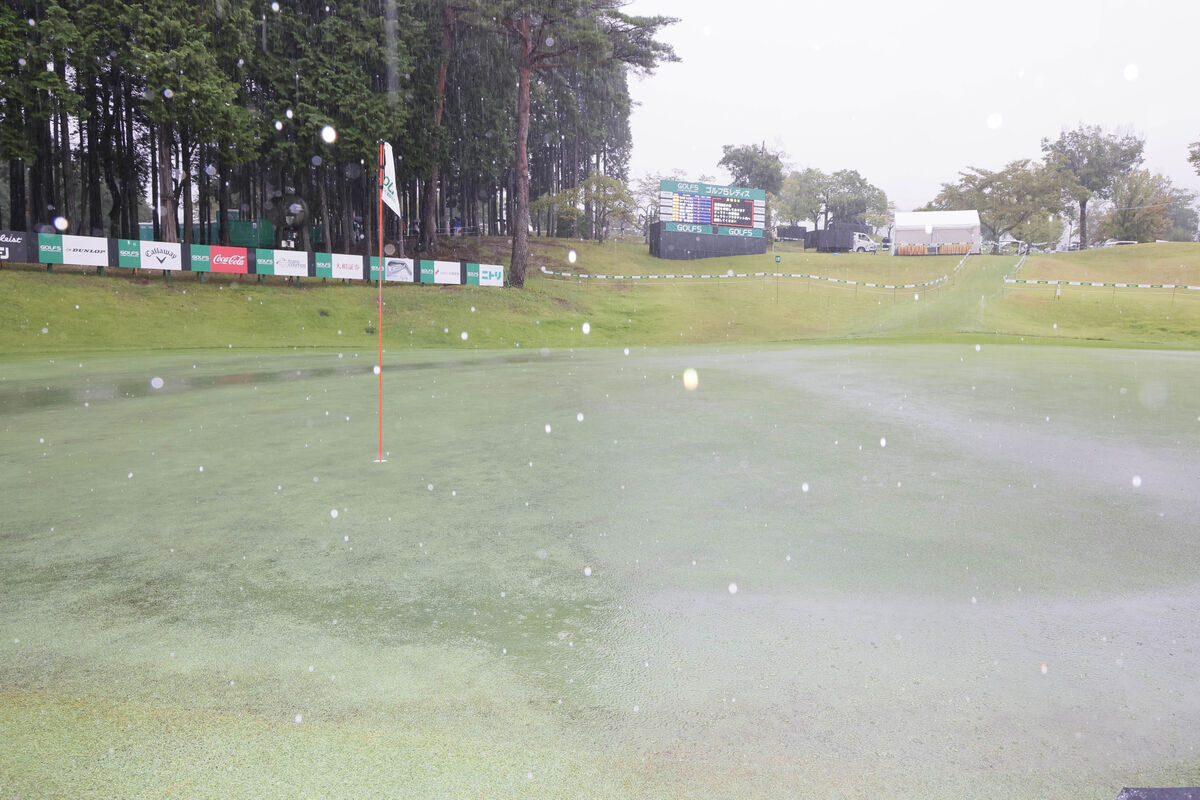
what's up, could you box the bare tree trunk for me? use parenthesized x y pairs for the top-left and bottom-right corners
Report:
(509, 15), (533, 288)
(1078, 198), (1089, 250)
(157, 124), (178, 243)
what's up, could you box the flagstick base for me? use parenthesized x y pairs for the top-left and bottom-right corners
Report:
(374, 458), (388, 463)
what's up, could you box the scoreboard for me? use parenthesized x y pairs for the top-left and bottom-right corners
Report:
(659, 180), (766, 238)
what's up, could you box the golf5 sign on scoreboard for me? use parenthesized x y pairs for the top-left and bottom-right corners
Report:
(658, 180), (766, 238)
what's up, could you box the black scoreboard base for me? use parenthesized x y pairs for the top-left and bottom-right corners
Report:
(649, 222), (767, 260)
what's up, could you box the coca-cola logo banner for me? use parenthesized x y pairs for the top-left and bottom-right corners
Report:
(209, 245), (248, 274)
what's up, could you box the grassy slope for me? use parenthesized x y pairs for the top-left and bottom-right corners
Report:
(1, 238), (1198, 356)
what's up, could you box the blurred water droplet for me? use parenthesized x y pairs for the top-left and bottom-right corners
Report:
(581, 322), (590, 334)
(1131, 475), (1142, 488)
(576, 412), (584, 422)
(986, 113), (1003, 129)
(320, 125), (337, 144)
(53, 216), (68, 231)
(583, 566), (592, 576)
(294, 713), (302, 723)
(728, 582), (738, 594)
(544, 424), (552, 433)
(801, 482), (809, 493)
(460, 331), (468, 340)
(880, 437), (887, 448)
(1123, 63), (1139, 81)
(567, 249), (576, 264)
(150, 377), (164, 389)
(162, 88), (174, 99)
(330, 509), (338, 518)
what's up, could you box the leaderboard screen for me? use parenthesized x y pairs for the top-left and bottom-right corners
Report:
(711, 197), (755, 227)
(658, 180), (766, 238)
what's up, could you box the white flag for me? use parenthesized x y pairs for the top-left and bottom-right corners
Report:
(381, 141), (401, 218)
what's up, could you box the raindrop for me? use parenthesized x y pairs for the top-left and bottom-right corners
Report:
(127, 472), (133, 479)
(320, 125), (337, 144)
(330, 509), (338, 518)
(728, 582), (738, 595)
(975, 344), (981, 352)
(198, 466), (204, 472)
(1131, 475), (1142, 488)
(581, 322), (590, 335)
(285, 108), (294, 119)
(1123, 63), (1139, 81)
(271, 1), (280, 10)
(682, 368), (698, 390)
(373, 364), (381, 375)
(53, 216), (68, 231)
(623, 348), (630, 355)
(801, 482), (809, 493)
(986, 113), (1003, 130)
(427, 483), (433, 491)
(294, 714), (302, 723)
(545, 36), (554, 46)
(568, 249), (577, 264)
(924, 224), (933, 235)
(204, 164), (217, 176)
(162, 88), (174, 99)
(583, 566), (592, 577)
(150, 377), (164, 390)
(544, 424), (552, 434)
(460, 331), (468, 341)
(311, 155), (323, 167)
(1041, 663), (1048, 675)
(880, 437), (887, 448)
(576, 412), (584, 422)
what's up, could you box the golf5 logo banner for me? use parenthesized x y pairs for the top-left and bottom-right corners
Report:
(0, 231), (34, 262)
(140, 241), (183, 270)
(38, 233), (65, 264)
(116, 239), (141, 268)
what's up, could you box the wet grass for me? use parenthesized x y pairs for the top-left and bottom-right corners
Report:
(2, 343), (1199, 798)
(3, 239), (1199, 357)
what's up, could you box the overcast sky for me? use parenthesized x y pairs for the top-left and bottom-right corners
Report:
(623, 0), (1200, 210)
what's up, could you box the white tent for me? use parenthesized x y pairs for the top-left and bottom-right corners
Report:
(893, 210), (982, 255)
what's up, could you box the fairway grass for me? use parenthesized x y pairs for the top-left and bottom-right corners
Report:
(2, 344), (1199, 798)
(3, 239), (1199, 357)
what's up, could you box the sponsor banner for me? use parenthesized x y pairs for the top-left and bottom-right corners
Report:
(270, 249), (310, 277)
(190, 244), (211, 271)
(717, 226), (763, 238)
(331, 252), (364, 280)
(39, 233), (64, 264)
(315, 252), (333, 278)
(0, 230), (35, 262)
(478, 263), (504, 287)
(418, 259), (436, 283)
(116, 239), (141, 268)
(433, 260), (461, 285)
(253, 249), (274, 275)
(665, 222), (712, 235)
(141, 241), (183, 271)
(370, 256), (415, 282)
(210, 245), (248, 274)
(465, 263), (480, 285)
(62, 235), (110, 267)
(660, 180), (766, 201)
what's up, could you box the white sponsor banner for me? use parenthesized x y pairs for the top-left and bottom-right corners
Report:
(273, 249), (309, 277)
(385, 257), (414, 282)
(140, 241), (183, 270)
(331, 253), (363, 280)
(478, 263), (504, 287)
(63, 235), (110, 267)
(433, 259), (461, 285)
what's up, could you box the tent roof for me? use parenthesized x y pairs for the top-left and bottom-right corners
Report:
(894, 210), (980, 229)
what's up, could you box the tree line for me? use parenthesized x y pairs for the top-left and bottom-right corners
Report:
(0, 0), (675, 286)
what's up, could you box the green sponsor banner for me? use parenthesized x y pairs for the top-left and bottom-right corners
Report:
(716, 226), (764, 238)
(315, 252), (333, 278)
(190, 244), (211, 272)
(664, 222), (712, 235)
(117, 239), (141, 268)
(466, 263), (480, 285)
(419, 259), (435, 283)
(659, 179), (766, 202)
(255, 249), (275, 275)
(664, 221), (763, 238)
(38, 233), (64, 264)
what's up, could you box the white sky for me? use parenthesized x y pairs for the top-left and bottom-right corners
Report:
(623, 0), (1200, 210)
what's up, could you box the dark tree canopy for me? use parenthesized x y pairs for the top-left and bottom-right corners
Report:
(718, 144), (784, 194)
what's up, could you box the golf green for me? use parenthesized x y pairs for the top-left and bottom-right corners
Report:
(2, 343), (1198, 798)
